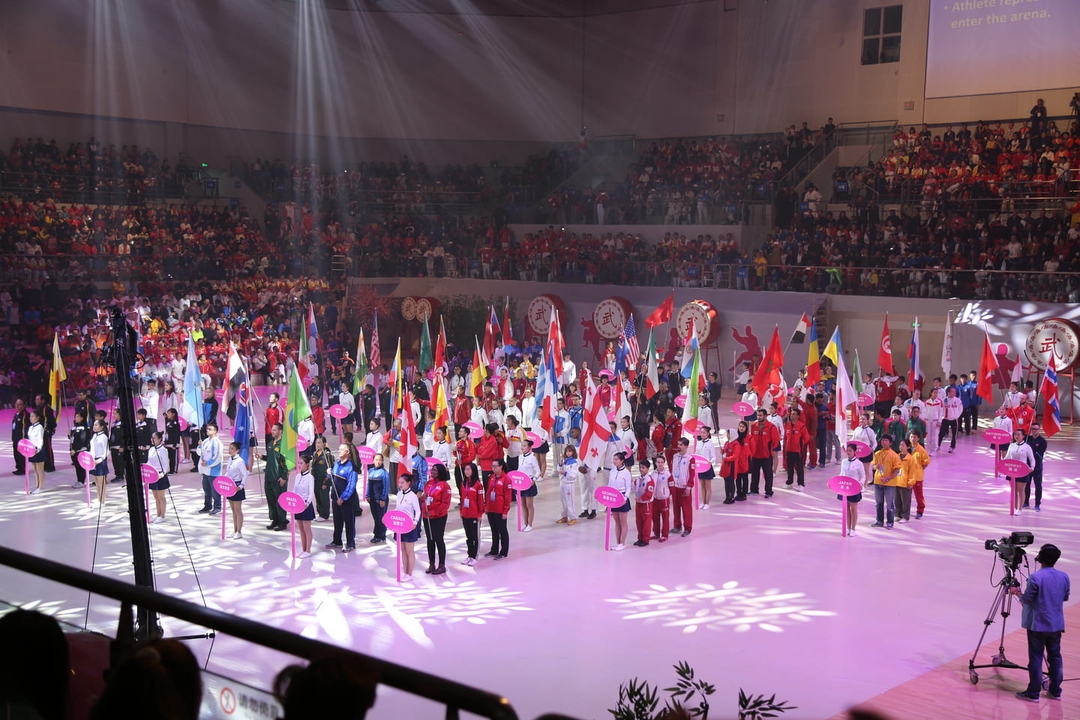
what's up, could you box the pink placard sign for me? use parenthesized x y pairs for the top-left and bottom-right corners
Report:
(425, 456), (445, 468)
(384, 509), (416, 534)
(732, 401), (754, 416)
(526, 431), (542, 445)
(329, 403), (349, 419)
(682, 417), (700, 433)
(17, 439), (36, 458)
(463, 421), (483, 440)
(507, 470), (533, 492)
(607, 410), (617, 423)
(594, 486), (626, 509)
(356, 446), (376, 464)
(997, 459), (1030, 477)
(178, 417), (188, 431)
(857, 393), (875, 408)
(849, 440), (873, 457)
(828, 475), (863, 496)
(690, 455), (712, 473)
(140, 464), (159, 485)
(674, 394), (687, 408)
(296, 436), (309, 452)
(278, 491), (306, 515)
(983, 428), (1012, 444)
(77, 451), (96, 471)
(213, 476), (237, 498)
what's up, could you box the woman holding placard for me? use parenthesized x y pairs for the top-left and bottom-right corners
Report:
(293, 454), (316, 557)
(225, 441), (248, 539)
(609, 452), (633, 551)
(422, 464), (452, 574)
(146, 432), (171, 523)
(695, 425), (717, 510)
(164, 408), (181, 474)
(518, 439), (541, 532)
(366, 453), (390, 544)
(90, 419), (109, 504)
(837, 444), (865, 535)
(459, 462), (485, 565)
(395, 472), (422, 580)
(484, 460), (511, 559)
(1004, 429), (1035, 514)
(27, 410), (46, 494)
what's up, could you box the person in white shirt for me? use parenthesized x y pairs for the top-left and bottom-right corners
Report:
(140, 379), (160, 423)
(338, 389), (356, 435)
(224, 440), (249, 539)
(146, 432), (172, 523)
(1004, 429), (1036, 513)
(608, 452), (633, 551)
(901, 389), (926, 423)
(395, 472), (423, 581)
(992, 406), (1014, 462)
(504, 415), (526, 472)
(26, 410), (47, 494)
(940, 386), (964, 453)
(504, 397), (523, 428)
(297, 416), (315, 450)
(518, 439), (541, 531)
(198, 424), (225, 515)
(671, 438), (695, 536)
(431, 426), (452, 468)
(365, 418), (385, 458)
(923, 381), (945, 454)
(741, 388), (759, 414)
(470, 397), (489, 428)
(616, 415), (637, 458)
(90, 419), (110, 504)
(1002, 382), (1025, 412)
(837, 443), (866, 535)
(559, 352), (577, 389)
(293, 453), (315, 555)
(850, 412), (878, 484)
(520, 387), (537, 430)
(695, 424), (717, 509)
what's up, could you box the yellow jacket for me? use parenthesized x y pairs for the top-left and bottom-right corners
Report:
(873, 448), (903, 487)
(899, 453), (922, 487)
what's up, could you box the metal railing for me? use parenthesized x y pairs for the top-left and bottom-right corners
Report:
(0, 545), (579, 720)
(0, 170), (190, 204)
(4, 252), (1076, 302)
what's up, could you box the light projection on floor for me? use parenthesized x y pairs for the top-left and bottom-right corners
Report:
(606, 581), (836, 634)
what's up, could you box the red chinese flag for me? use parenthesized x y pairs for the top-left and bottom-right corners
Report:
(644, 292), (675, 328)
(977, 331), (999, 404)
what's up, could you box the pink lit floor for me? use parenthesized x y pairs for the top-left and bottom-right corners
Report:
(2, 398), (1079, 720)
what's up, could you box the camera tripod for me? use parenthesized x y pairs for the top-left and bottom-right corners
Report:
(968, 571), (1026, 684)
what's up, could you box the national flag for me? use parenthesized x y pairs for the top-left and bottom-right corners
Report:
(223, 341), (246, 421)
(644, 292), (675, 328)
(548, 306), (565, 378)
(180, 334), (205, 428)
(502, 298), (514, 350)
(432, 375), (451, 433)
(352, 328), (368, 394)
(400, 392), (420, 466)
(751, 326), (784, 398)
(1040, 354), (1062, 438)
(941, 311), (953, 378)
(823, 325), (844, 368)
(434, 317), (448, 378)
(615, 331), (631, 379)
(390, 339), (403, 413)
(681, 338), (703, 432)
(231, 356), (252, 465)
(1011, 354), (1023, 384)
(297, 314), (311, 382)
(536, 347), (553, 431)
(625, 314), (640, 380)
(484, 306), (501, 367)
(418, 312), (433, 374)
(307, 303), (319, 357)
(470, 337), (487, 397)
(878, 314), (894, 374)
(644, 328), (660, 399)
(834, 342), (858, 445)
(578, 374), (609, 472)
(790, 313), (811, 344)
(369, 311), (381, 369)
(49, 331), (67, 415)
(681, 321), (699, 378)
(852, 349), (864, 395)
(977, 330), (999, 404)
(283, 365), (312, 471)
(908, 317), (923, 384)
(805, 322), (821, 387)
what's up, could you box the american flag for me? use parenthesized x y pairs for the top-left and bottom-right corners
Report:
(1040, 353), (1061, 438)
(370, 310), (381, 368)
(625, 314), (640, 371)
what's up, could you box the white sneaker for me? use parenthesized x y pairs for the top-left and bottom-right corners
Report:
(29, 488), (41, 495)
(401, 574), (414, 582)
(702, 504), (709, 510)
(1015, 507), (1022, 514)
(297, 551), (311, 559)
(848, 529), (856, 536)
(614, 544), (625, 551)
(466, 557), (476, 566)
(523, 525), (532, 532)
(151, 516), (165, 524)
(461, 558), (472, 565)
(796, 486), (802, 492)
(231, 532), (243, 539)
(72, 483), (80, 489)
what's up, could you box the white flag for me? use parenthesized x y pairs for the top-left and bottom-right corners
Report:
(941, 311), (953, 378)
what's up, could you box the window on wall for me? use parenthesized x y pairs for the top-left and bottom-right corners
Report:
(862, 5), (902, 65)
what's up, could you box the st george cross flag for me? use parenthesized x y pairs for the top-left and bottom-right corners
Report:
(790, 313), (811, 344)
(1040, 354), (1062, 438)
(578, 374), (609, 473)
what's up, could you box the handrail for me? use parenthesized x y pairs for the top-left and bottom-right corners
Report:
(0, 545), (523, 720)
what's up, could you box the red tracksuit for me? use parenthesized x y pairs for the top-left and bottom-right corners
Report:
(634, 473), (655, 544)
(671, 452), (695, 532)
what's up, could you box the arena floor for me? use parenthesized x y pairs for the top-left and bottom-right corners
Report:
(1, 390), (1078, 720)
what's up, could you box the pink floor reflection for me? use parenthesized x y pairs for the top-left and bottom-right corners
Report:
(1, 400), (1078, 719)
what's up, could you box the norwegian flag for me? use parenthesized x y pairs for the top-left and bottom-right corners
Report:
(370, 310), (381, 369)
(1040, 354), (1062, 438)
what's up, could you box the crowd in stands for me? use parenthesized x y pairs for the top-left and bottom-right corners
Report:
(840, 114), (1080, 206)
(1, 137), (198, 203)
